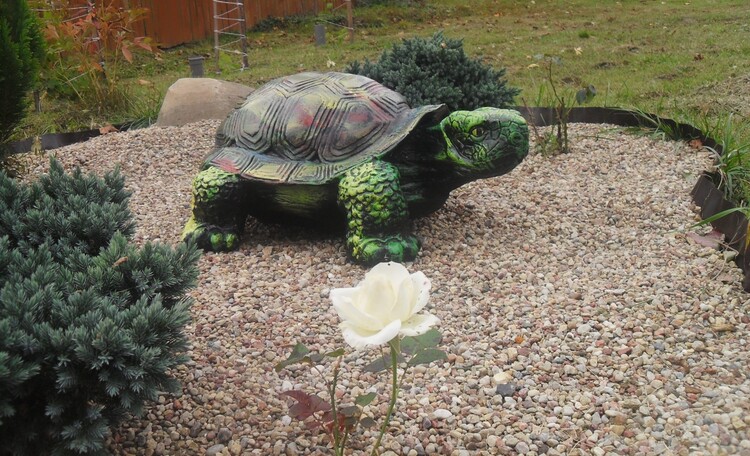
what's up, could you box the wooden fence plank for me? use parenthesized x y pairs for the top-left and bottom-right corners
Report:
(59, 0), (346, 48)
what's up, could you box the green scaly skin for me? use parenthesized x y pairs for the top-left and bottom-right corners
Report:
(182, 167), (245, 251)
(337, 160), (419, 265)
(436, 108), (529, 175)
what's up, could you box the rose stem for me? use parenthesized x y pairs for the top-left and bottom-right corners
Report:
(371, 338), (400, 456)
(331, 356), (343, 455)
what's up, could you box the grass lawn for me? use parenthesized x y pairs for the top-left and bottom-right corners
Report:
(17, 0), (750, 151)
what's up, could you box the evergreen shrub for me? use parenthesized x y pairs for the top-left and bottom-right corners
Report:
(0, 160), (201, 455)
(346, 31), (520, 111)
(0, 0), (45, 145)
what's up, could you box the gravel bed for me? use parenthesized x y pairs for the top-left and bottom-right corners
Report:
(27, 121), (750, 456)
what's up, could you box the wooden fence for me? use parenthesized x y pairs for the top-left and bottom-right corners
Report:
(62, 0), (346, 48)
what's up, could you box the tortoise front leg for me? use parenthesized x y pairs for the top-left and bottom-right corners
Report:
(182, 166), (247, 251)
(338, 159), (420, 265)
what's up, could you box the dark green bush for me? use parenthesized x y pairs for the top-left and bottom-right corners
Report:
(346, 31), (519, 111)
(0, 160), (201, 455)
(0, 0), (45, 145)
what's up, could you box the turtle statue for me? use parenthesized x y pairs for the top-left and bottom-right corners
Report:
(182, 71), (528, 265)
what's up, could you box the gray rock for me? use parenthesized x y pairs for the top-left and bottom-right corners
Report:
(515, 441), (530, 454)
(217, 427), (232, 444)
(156, 78), (253, 127)
(496, 383), (516, 397)
(206, 444), (225, 456)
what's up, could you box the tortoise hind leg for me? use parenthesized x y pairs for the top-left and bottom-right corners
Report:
(182, 167), (247, 251)
(338, 159), (420, 265)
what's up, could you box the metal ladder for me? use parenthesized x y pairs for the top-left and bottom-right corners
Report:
(212, 0), (249, 73)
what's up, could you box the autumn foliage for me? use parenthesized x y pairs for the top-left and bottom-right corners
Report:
(41, 0), (158, 115)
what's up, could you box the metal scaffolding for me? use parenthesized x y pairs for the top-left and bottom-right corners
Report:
(213, 0), (249, 73)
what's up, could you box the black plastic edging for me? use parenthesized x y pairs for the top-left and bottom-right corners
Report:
(6, 128), (104, 154)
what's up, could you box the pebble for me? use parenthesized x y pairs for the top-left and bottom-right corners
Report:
(205, 444), (224, 456)
(37, 123), (747, 456)
(496, 383), (516, 397)
(433, 408), (453, 419)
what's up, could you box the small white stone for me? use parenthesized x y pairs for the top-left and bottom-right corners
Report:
(433, 409), (453, 419)
(493, 371), (512, 384)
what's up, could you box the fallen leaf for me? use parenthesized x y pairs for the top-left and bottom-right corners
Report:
(112, 256), (128, 267)
(685, 230), (723, 249)
(514, 335), (525, 344)
(688, 138), (703, 149)
(99, 125), (119, 135)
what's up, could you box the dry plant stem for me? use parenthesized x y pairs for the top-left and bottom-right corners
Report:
(370, 340), (400, 456)
(547, 62), (569, 153)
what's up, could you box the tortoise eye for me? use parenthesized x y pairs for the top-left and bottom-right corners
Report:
(471, 126), (486, 137)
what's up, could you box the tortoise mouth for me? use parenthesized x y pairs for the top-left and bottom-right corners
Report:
(452, 131), (529, 178)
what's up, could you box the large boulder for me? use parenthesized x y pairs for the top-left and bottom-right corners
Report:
(156, 78), (253, 127)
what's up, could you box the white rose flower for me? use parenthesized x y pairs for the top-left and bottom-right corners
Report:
(330, 262), (438, 349)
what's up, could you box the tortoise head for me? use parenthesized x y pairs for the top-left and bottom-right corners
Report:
(437, 108), (529, 177)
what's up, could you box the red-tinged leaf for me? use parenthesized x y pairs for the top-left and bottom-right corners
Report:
(133, 37), (153, 52)
(122, 44), (133, 63)
(281, 390), (331, 421)
(304, 420), (321, 430)
(288, 402), (310, 421)
(321, 410), (351, 433)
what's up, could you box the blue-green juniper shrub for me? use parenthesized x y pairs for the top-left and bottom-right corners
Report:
(0, 159), (200, 455)
(346, 31), (519, 111)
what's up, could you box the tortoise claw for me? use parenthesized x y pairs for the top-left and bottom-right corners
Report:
(183, 219), (240, 252)
(352, 234), (421, 266)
